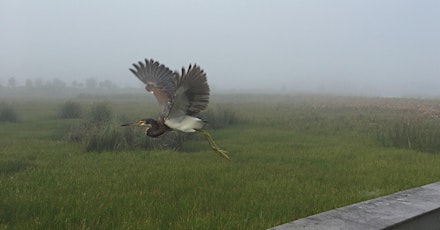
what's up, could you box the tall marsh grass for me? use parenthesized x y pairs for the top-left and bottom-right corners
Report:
(376, 117), (440, 153)
(200, 105), (239, 129)
(64, 101), (237, 152)
(228, 97), (440, 154)
(65, 120), (193, 152)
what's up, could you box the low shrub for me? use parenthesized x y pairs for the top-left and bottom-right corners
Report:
(59, 101), (82, 119)
(86, 102), (112, 124)
(0, 103), (19, 122)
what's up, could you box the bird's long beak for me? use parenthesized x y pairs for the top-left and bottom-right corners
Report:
(121, 122), (138, 127)
(121, 121), (149, 127)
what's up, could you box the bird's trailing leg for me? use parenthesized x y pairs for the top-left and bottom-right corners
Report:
(196, 129), (230, 160)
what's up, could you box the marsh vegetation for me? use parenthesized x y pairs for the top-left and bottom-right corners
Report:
(1, 93), (440, 229)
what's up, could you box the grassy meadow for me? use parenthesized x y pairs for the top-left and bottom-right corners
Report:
(1, 93), (440, 229)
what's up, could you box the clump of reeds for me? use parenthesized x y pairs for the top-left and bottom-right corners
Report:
(376, 117), (440, 153)
(200, 105), (239, 129)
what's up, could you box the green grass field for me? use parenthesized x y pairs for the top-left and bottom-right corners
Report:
(1, 93), (440, 229)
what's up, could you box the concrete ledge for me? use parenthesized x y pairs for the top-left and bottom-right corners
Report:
(268, 182), (440, 230)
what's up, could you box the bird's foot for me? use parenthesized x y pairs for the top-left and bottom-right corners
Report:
(212, 147), (230, 160)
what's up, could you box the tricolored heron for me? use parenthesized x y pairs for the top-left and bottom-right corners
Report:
(122, 59), (230, 160)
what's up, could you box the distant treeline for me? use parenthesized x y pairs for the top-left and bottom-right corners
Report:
(1, 77), (120, 90)
(0, 77), (140, 97)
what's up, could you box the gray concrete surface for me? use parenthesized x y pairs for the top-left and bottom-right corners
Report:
(268, 182), (440, 230)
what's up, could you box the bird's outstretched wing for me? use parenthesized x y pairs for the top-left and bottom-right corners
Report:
(167, 64), (210, 119)
(129, 59), (178, 115)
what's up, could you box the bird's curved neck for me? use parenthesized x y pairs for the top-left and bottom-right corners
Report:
(145, 119), (169, 137)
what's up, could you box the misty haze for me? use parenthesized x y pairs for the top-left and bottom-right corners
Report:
(2, 1), (440, 229)
(1, 1), (439, 97)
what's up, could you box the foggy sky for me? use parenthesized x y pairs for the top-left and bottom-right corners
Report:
(1, 0), (439, 97)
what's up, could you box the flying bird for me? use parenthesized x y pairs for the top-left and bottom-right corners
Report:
(122, 59), (230, 160)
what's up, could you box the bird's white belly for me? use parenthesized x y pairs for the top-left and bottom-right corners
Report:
(165, 116), (205, 133)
